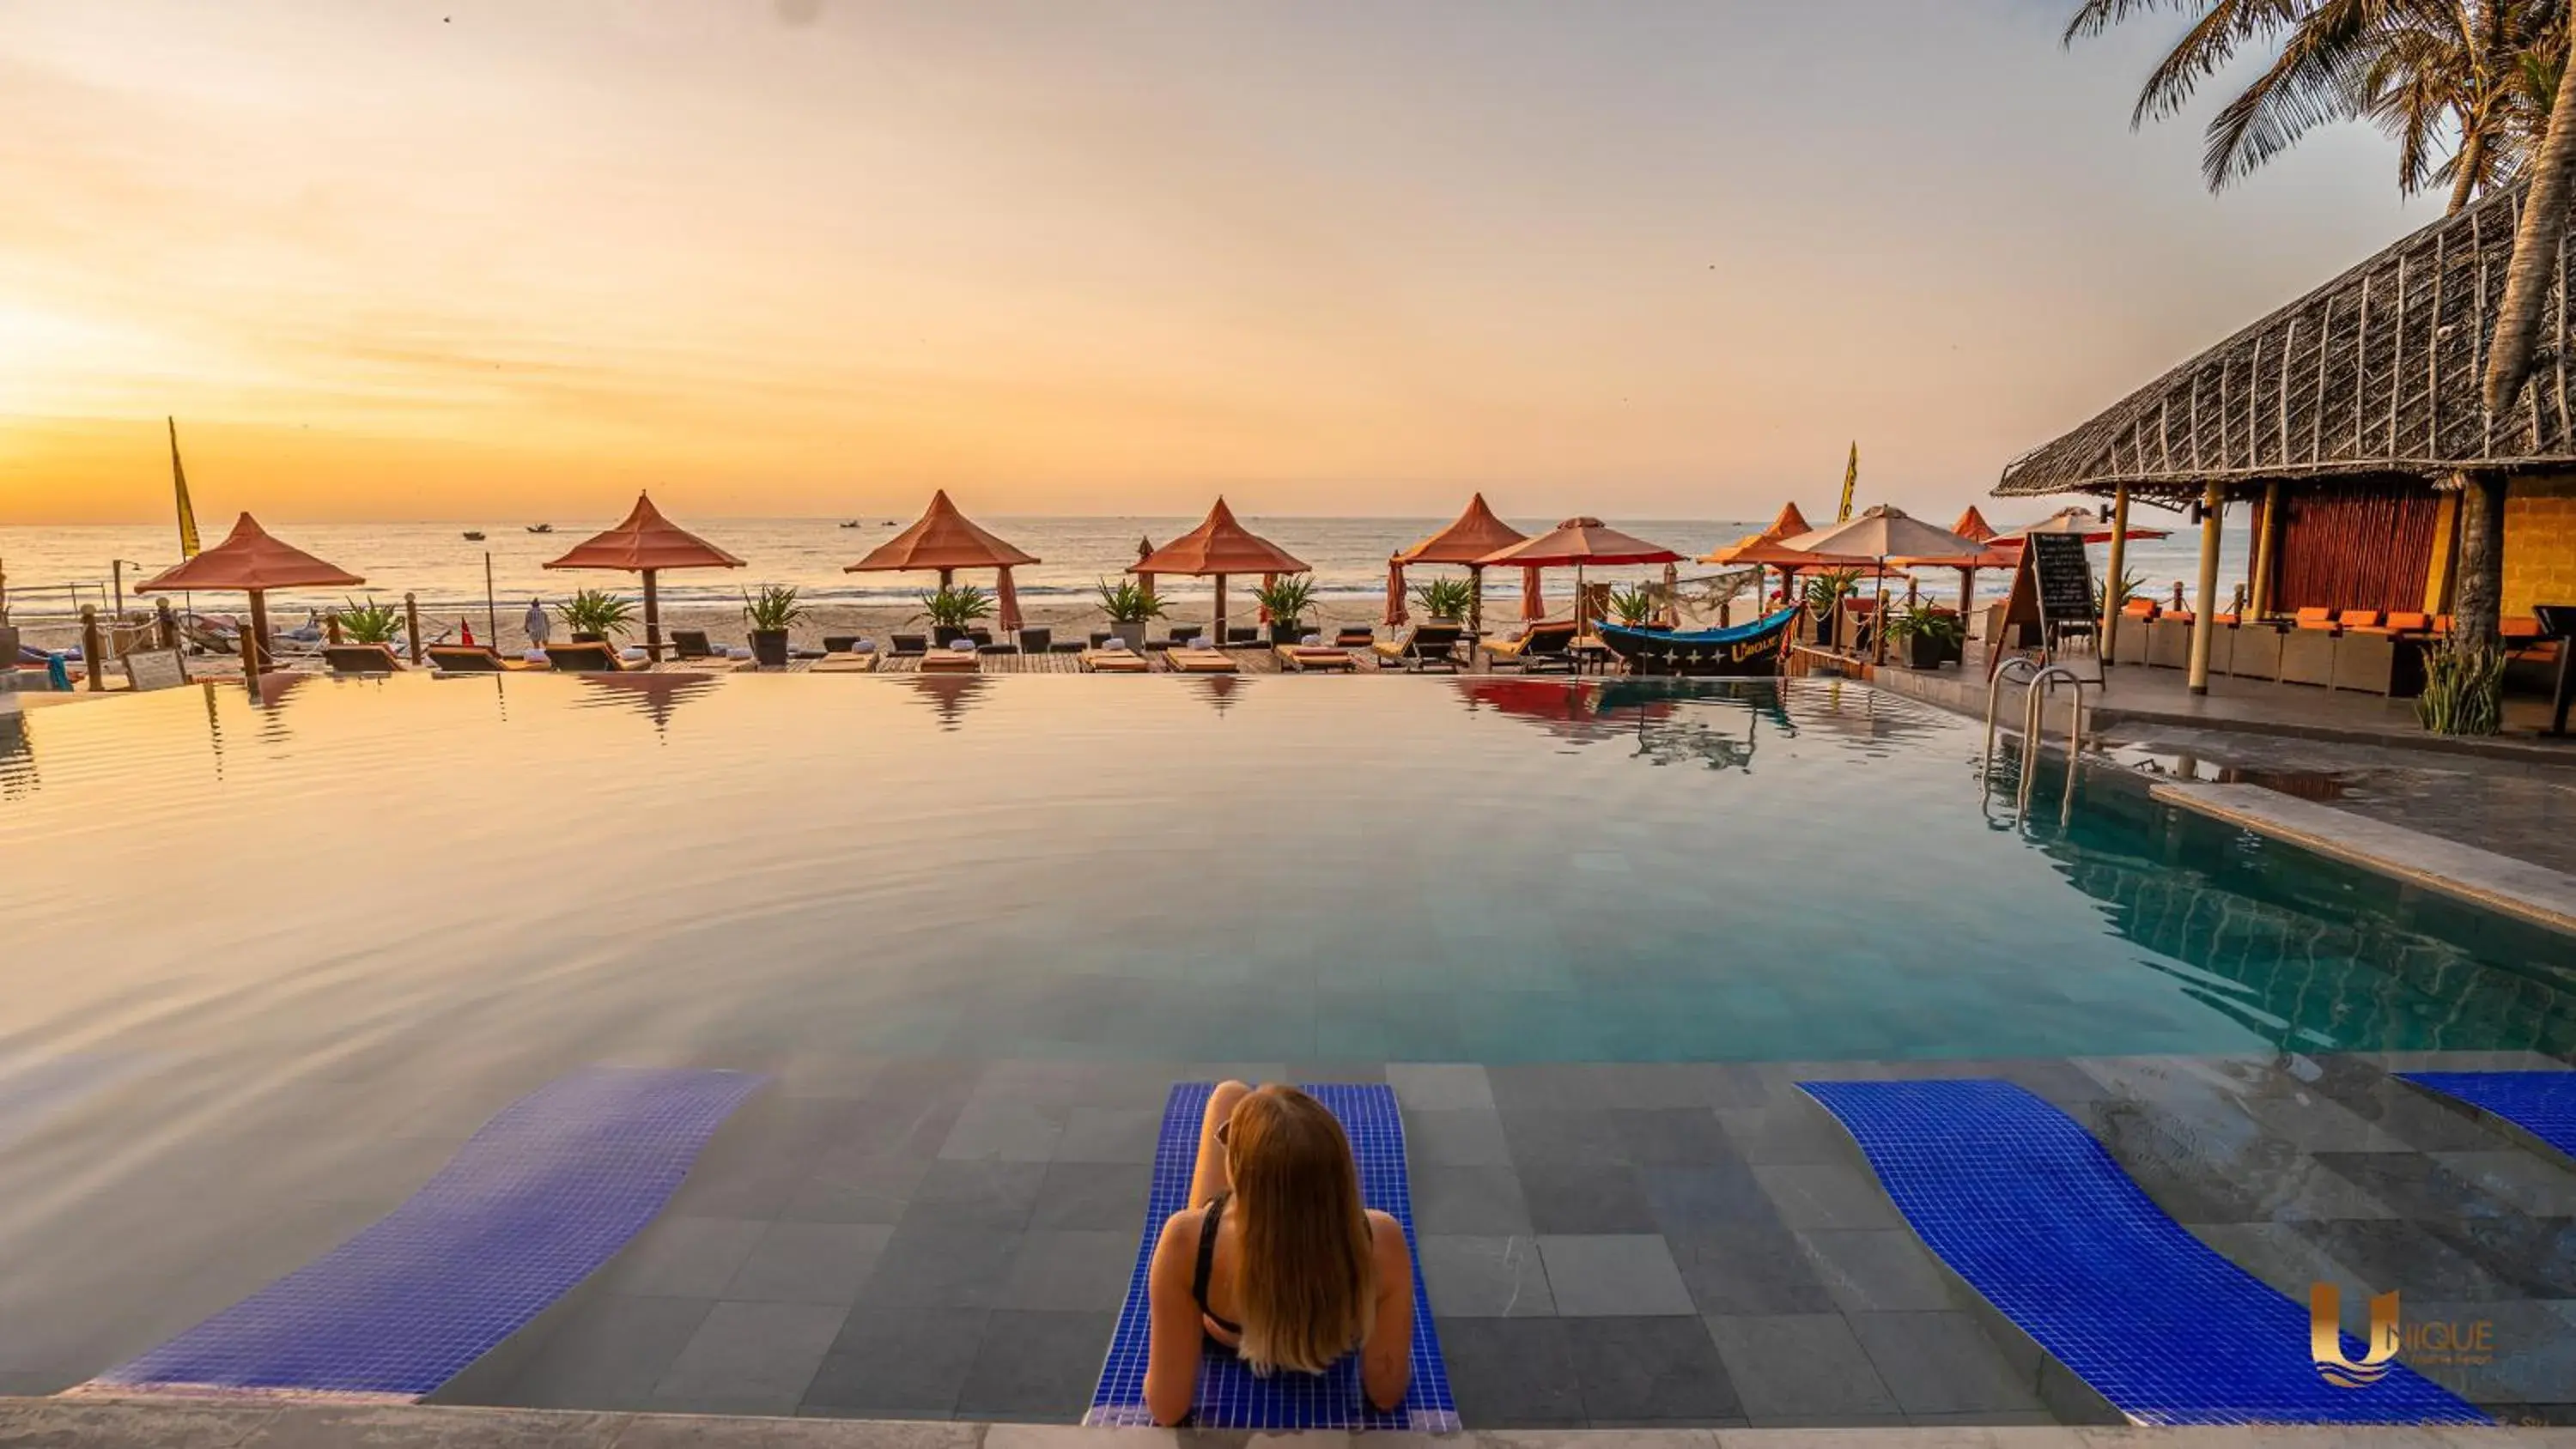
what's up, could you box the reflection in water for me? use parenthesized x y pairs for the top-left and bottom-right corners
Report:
(1192, 674), (1244, 716)
(568, 673), (719, 736)
(1461, 678), (1810, 773)
(0, 711), (33, 800)
(1781, 677), (1946, 755)
(905, 674), (991, 731)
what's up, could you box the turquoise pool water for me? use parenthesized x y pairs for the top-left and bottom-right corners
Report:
(2, 673), (2567, 1076)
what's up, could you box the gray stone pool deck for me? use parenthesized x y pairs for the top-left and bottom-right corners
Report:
(349, 1051), (2576, 1428)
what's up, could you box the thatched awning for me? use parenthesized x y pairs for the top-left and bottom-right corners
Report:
(1997, 179), (2576, 503)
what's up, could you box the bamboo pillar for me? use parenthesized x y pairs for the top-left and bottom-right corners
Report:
(404, 592), (424, 664)
(2100, 482), (2132, 665)
(2188, 482), (2225, 695)
(2247, 481), (2281, 617)
(80, 606), (103, 692)
(642, 569), (663, 663)
(2422, 490), (2463, 615)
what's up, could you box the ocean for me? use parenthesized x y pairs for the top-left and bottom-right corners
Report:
(0, 512), (2254, 624)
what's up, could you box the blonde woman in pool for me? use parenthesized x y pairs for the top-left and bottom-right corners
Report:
(1143, 1081), (1413, 1427)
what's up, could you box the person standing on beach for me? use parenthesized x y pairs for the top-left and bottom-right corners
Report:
(524, 598), (551, 649)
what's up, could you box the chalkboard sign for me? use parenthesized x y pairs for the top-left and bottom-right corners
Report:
(2026, 532), (2096, 627)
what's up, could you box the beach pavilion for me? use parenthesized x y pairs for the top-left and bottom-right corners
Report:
(1700, 501), (1880, 616)
(544, 494), (744, 664)
(1996, 178), (2576, 694)
(1131, 500), (1309, 641)
(1386, 494), (1530, 629)
(847, 490), (1041, 635)
(1783, 506), (1982, 663)
(1477, 518), (1683, 634)
(137, 513), (361, 679)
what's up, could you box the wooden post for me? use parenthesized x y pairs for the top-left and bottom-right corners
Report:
(642, 569), (663, 663)
(155, 598), (179, 651)
(325, 612), (343, 645)
(2100, 482), (2132, 665)
(2188, 482), (2225, 695)
(2422, 488), (2463, 615)
(2249, 480), (2283, 617)
(246, 589), (273, 680)
(80, 606), (104, 691)
(404, 592), (424, 664)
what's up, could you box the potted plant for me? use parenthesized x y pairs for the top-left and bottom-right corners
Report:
(920, 584), (994, 646)
(1606, 583), (1662, 630)
(556, 589), (635, 644)
(336, 597), (404, 646)
(1801, 570), (1859, 647)
(1412, 576), (1475, 625)
(1097, 577), (1165, 649)
(1882, 602), (1965, 670)
(1252, 573), (1318, 645)
(2091, 567), (2147, 622)
(744, 584), (805, 668)
(2416, 639), (2506, 736)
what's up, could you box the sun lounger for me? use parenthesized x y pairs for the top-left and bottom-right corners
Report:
(425, 644), (528, 673)
(1800, 1078), (2482, 1426)
(544, 642), (633, 672)
(322, 643), (404, 676)
(1371, 624), (1464, 672)
(1163, 646), (1237, 674)
(888, 634), (928, 658)
(1334, 627), (1376, 649)
(1482, 621), (1578, 673)
(1276, 643), (1357, 672)
(1079, 648), (1151, 673)
(917, 647), (981, 674)
(86, 1066), (763, 1399)
(2397, 1070), (2576, 1160)
(1084, 1083), (1456, 1431)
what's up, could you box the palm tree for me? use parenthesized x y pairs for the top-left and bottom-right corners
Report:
(2069, 0), (2567, 215)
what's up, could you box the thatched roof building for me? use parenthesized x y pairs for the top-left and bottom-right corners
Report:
(1997, 180), (2573, 505)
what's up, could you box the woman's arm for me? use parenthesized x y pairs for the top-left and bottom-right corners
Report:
(1143, 1210), (1205, 1427)
(1360, 1211), (1413, 1413)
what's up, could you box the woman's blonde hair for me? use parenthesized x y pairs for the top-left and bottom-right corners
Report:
(1225, 1085), (1377, 1375)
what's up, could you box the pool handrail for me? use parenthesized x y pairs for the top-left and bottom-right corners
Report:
(1984, 656), (2088, 826)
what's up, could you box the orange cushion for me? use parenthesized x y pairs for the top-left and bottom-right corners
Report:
(2504, 617), (2543, 638)
(2122, 599), (2158, 617)
(2293, 607), (2336, 629)
(2337, 609), (2381, 628)
(2384, 611), (2431, 632)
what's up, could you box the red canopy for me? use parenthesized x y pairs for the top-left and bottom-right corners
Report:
(1993, 506), (2170, 544)
(1133, 499), (1309, 576)
(847, 490), (1038, 573)
(137, 513), (362, 594)
(1479, 518), (1680, 569)
(544, 493), (745, 573)
(1396, 494), (1528, 564)
(1950, 506), (1998, 544)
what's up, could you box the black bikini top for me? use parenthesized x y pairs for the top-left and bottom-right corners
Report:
(1190, 1191), (1242, 1336)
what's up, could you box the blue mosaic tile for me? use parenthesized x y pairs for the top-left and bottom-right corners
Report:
(1798, 1078), (2486, 1427)
(2397, 1070), (2576, 1161)
(91, 1065), (765, 1398)
(1084, 1082), (1458, 1431)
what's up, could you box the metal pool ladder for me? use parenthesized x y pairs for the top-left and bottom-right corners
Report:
(1984, 658), (2089, 825)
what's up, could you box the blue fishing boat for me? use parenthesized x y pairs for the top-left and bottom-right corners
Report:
(1595, 607), (1798, 676)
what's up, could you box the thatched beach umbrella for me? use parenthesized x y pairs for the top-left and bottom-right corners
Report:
(1950, 506), (2000, 545)
(544, 494), (745, 663)
(1783, 506), (1981, 663)
(847, 490), (1041, 633)
(137, 513), (362, 681)
(1701, 501), (1858, 607)
(1389, 494), (1528, 629)
(1132, 500), (1309, 640)
(1477, 518), (1682, 635)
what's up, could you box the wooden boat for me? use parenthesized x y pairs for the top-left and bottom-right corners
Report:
(526, 523), (554, 534)
(1595, 608), (1798, 676)
(461, 530), (485, 541)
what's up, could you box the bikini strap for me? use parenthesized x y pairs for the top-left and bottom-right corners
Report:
(1191, 1191), (1228, 1319)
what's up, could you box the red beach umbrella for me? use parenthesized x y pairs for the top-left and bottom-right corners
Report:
(1477, 518), (1681, 632)
(848, 490), (1042, 633)
(1391, 494), (1530, 629)
(137, 512), (363, 676)
(1132, 499), (1309, 639)
(545, 494), (745, 663)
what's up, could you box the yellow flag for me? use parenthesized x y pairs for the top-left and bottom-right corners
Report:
(168, 416), (201, 559)
(1837, 441), (1858, 523)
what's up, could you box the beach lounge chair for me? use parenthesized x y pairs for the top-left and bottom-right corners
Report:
(1372, 623), (1464, 672)
(1334, 627), (1376, 649)
(1224, 626), (1262, 647)
(544, 642), (633, 672)
(1078, 646), (1151, 673)
(918, 644), (981, 674)
(889, 634), (928, 658)
(1162, 646), (1236, 674)
(1017, 627), (1052, 654)
(323, 643), (404, 676)
(1482, 620), (1579, 672)
(1801, 1078), (2482, 1427)
(425, 644), (526, 673)
(1084, 1082), (1456, 1431)
(668, 629), (721, 661)
(1275, 642), (1357, 672)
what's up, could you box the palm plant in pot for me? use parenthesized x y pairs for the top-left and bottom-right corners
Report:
(556, 589), (635, 645)
(1882, 602), (1964, 670)
(1801, 570), (1859, 647)
(1412, 575), (1476, 625)
(1097, 577), (1164, 649)
(336, 597), (405, 646)
(921, 584), (993, 647)
(744, 584), (805, 667)
(1606, 582), (1662, 631)
(1252, 573), (1318, 645)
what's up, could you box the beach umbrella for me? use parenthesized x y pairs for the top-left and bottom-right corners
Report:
(1476, 518), (1682, 637)
(1132, 499), (1309, 639)
(1890, 540), (2020, 617)
(848, 490), (1042, 633)
(1991, 506), (2170, 544)
(1950, 506), (1999, 544)
(1391, 494), (1529, 629)
(544, 494), (745, 663)
(1783, 506), (1982, 663)
(1701, 501), (1856, 606)
(136, 513), (362, 680)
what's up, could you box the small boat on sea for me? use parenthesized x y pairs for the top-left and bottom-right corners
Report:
(1595, 608), (1798, 676)
(526, 524), (554, 534)
(462, 530), (485, 541)
(839, 520), (862, 528)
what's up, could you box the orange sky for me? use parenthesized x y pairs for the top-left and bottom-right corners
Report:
(3, 1), (2440, 523)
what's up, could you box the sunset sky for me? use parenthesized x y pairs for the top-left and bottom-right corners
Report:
(3, 1), (2443, 524)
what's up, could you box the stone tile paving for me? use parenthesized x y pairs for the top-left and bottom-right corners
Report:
(452, 1051), (2576, 1428)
